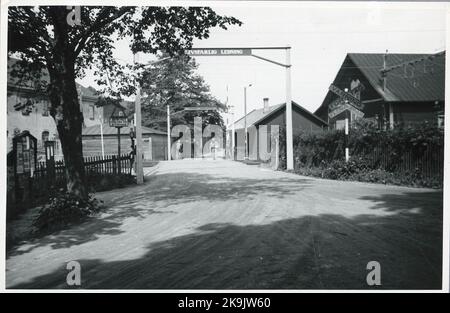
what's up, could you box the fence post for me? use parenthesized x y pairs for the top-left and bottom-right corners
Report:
(112, 155), (117, 175)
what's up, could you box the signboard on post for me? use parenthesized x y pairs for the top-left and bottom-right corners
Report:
(185, 48), (252, 56)
(329, 84), (364, 111)
(109, 111), (129, 128)
(109, 107), (129, 176)
(329, 101), (364, 119)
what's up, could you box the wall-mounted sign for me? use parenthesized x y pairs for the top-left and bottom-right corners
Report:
(185, 48), (252, 56)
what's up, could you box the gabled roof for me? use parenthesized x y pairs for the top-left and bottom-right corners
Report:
(348, 51), (445, 102)
(8, 57), (99, 101)
(82, 124), (167, 136)
(234, 101), (327, 130)
(234, 103), (284, 130)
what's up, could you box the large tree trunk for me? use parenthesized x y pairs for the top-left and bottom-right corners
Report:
(55, 81), (87, 199)
(46, 7), (88, 199)
(49, 70), (87, 199)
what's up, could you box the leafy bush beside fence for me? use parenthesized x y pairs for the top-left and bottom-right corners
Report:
(7, 154), (136, 220)
(281, 121), (444, 188)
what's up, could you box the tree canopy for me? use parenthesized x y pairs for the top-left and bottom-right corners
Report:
(139, 54), (227, 131)
(8, 6), (241, 97)
(8, 6), (241, 198)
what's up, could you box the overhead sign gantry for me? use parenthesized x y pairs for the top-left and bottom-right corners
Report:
(185, 46), (294, 170)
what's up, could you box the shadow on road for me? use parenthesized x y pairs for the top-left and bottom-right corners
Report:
(6, 171), (312, 255)
(7, 188), (443, 290)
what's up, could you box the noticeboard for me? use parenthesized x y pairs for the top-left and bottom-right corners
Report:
(16, 142), (24, 174)
(14, 131), (37, 176)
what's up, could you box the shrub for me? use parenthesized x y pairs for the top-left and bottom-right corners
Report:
(33, 189), (104, 233)
(286, 121), (443, 188)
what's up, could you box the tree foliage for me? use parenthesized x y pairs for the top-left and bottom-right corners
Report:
(8, 6), (242, 97)
(8, 6), (241, 198)
(139, 54), (226, 131)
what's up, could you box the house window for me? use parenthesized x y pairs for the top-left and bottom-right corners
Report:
(42, 131), (49, 145)
(89, 105), (95, 120)
(42, 100), (49, 116)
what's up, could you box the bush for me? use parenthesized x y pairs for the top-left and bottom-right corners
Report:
(33, 189), (104, 233)
(294, 158), (443, 188)
(286, 121), (444, 188)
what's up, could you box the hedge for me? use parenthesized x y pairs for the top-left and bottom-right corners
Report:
(280, 120), (444, 188)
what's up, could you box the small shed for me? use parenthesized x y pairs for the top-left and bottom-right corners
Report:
(232, 100), (328, 160)
(82, 124), (168, 161)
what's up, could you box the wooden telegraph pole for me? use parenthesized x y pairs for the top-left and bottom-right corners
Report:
(167, 105), (171, 161)
(134, 53), (144, 184)
(285, 47), (293, 170)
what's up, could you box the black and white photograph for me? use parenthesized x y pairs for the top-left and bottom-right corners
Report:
(0, 0), (449, 295)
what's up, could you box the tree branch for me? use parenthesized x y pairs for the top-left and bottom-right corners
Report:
(74, 7), (132, 56)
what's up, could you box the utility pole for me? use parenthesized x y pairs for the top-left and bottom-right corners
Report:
(382, 49), (388, 91)
(167, 105), (171, 161)
(134, 53), (144, 184)
(345, 110), (349, 162)
(244, 84), (252, 160)
(285, 47), (294, 170)
(382, 50), (394, 129)
(98, 115), (105, 171)
(231, 105), (235, 160)
(117, 127), (121, 174)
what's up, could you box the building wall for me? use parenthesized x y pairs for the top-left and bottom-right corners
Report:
(316, 56), (444, 129)
(393, 101), (439, 126)
(7, 89), (103, 160)
(257, 106), (326, 135)
(82, 133), (168, 161)
(80, 97), (104, 127)
(315, 56), (381, 123)
(7, 92), (56, 154)
(234, 105), (326, 160)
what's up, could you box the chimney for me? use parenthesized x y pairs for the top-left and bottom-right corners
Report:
(263, 98), (269, 113)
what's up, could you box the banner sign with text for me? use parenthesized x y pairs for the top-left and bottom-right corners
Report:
(185, 48), (252, 56)
(184, 106), (218, 111)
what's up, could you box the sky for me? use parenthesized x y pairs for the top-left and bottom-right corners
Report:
(78, 2), (447, 124)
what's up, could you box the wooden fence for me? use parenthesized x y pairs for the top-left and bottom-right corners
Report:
(34, 154), (133, 181)
(7, 154), (134, 220)
(292, 137), (444, 181)
(28, 154), (133, 199)
(361, 142), (444, 179)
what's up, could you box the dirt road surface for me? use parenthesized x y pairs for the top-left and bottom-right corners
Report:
(6, 159), (443, 289)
